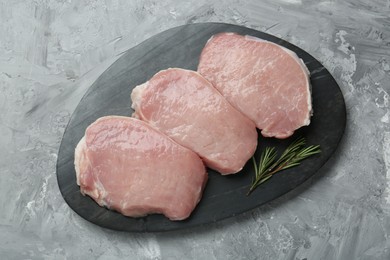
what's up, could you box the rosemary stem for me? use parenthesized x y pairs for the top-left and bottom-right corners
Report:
(247, 137), (321, 196)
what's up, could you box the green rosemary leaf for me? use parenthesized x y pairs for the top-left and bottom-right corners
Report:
(280, 162), (301, 170)
(251, 156), (259, 178)
(257, 174), (272, 185)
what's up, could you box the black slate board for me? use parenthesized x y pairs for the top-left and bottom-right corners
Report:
(56, 23), (346, 232)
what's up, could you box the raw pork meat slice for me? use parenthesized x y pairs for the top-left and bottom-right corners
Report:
(74, 116), (207, 221)
(131, 68), (258, 175)
(198, 33), (312, 139)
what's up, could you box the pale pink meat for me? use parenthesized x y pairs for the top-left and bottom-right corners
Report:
(74, 116), (207, 221)
(198, 33), (312, 139)
(131, 68), (258, 175)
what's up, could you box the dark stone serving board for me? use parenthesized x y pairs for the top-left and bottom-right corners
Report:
(56, 23), (346, 232)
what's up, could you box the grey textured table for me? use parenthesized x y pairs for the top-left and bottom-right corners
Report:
(1, 1), (389, 259)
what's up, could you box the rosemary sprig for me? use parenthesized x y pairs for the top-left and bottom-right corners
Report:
(247, 137), (321, 196)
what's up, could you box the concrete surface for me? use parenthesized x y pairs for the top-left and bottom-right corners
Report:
(0, 0), (389, 259)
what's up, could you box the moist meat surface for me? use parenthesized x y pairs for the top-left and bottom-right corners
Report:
(74, 116), (208, 221)
(198, 33), (312, 139)
(131, 68), (258, 174)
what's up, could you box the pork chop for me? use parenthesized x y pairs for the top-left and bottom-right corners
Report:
(74, 116), (207, 221)
(198, 33), (312, 139)
(131, 68), (258, 175)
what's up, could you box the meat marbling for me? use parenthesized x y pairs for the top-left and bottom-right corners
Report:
(74, 116), (207, 221)
(198, 33), (312, 139)
(131, 68), (258, 175)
